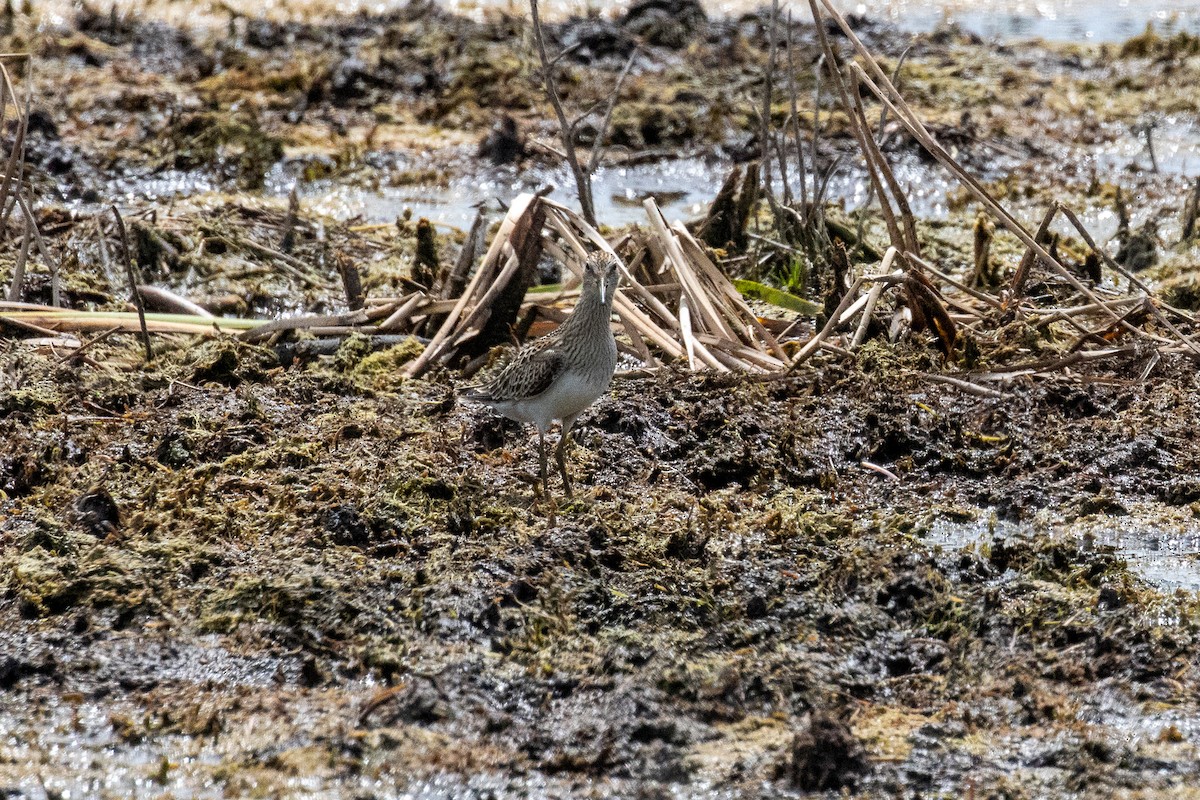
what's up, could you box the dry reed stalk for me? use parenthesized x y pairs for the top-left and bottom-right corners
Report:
(1, 309), (244, 336)
(541, 201), (688, 360)
(0, 313), (66, 338)
(906, 252), (1003, 309)
(404, 193), (540, 377)
(785, 276), (867, 373)
(619, 313), (656, 366)
(136, 285), (214, 318)
(678, 294), (696, 369)
(240, 310), (371, 344)
(672, 224), (790, 361)
(1008, 205), (1057, 299)
(111, 206), (153, 360)
(643, 199), (738, 341)
(6, 220), (29, 301)
(848, 69), (920, 254)
(377, 293), (426, 333)
(0, 60), (30, 237)
(806, 0), (905, 253)
(814, 0), (1142, 338)
(697, 334), (785, 371)
(852, 247), (899, 348)
(17, 193), (60, 306)
(54, 326), (121, 364)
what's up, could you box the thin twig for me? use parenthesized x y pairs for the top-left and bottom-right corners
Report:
(111, 206), (153, 361)
(922, 373), (1004, 399)
(54, 326), (122, 365)
(784, 15), (808, 212)
(6, 219), (30, 302)
(758, 0), (781, 201)
(529, 0), (595, 226)
(111, 208), (152, 357)
(585, 47), (638, 175)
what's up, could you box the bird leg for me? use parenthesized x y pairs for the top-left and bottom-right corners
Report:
(537, 430), (549, 499)
(556, 419), (575, 498)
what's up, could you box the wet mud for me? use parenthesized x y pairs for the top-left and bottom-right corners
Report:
(2, 2), (1200, 798)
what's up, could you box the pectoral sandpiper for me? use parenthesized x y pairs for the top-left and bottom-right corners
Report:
(464, 250), (621, 498)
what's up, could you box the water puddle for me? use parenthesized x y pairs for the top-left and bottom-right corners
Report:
(264, 148), (977, 230)
(266, 153), (725, 231)
(926, 503), (1200, 592)
(1092, 118), (1200, 178)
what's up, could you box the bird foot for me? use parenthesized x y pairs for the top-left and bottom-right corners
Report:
(531, 486), (559, 525)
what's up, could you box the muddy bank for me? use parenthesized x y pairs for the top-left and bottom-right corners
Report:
(3, 336), (1200, 797)
(2, 1), (1200, 798)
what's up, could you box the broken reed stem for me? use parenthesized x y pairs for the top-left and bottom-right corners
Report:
(922, 373), (1004, 399)
(758, 0), (780, 201)
(1008, 204), (1056, 299)
(1181, 177), (1200, 242)
(15, 193), (59, 306)
(851, 246), (899, 348)
(848, 68), (920, 255)
(813, 0), (1141, 337)
(404, 193), (540, 378)
(784, 275), (867, 373)
(111, 206), (153, 361)
(6, 217), (29, 301)
(280, 184), (300, 254)
(529, 0), (595, 226)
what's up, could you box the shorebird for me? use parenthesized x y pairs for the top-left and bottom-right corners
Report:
(464, 250), (621, 499)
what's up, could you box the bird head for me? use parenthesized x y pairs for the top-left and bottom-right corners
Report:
(582, 251), (621, 305)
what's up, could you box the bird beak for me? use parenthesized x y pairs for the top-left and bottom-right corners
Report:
(600, 283), (606, 304)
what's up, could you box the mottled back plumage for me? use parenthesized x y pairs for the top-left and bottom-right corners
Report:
(464, 336), (564, 404)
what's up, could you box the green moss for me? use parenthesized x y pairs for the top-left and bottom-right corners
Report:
(332, 332), (374, 372)
(352, 337), (425, 391)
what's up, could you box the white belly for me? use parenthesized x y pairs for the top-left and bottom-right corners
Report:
(496, 368), (612, 432)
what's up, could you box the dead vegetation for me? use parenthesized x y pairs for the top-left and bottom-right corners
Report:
(4, 5), (1196, 398)
(3, 4), (1200, 798)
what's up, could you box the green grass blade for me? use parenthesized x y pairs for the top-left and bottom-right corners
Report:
(733, 280), (823, 315)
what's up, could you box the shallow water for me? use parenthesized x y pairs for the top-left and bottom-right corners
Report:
(30, 0), (1200, 44)
(266, 153), (728, 231)
(259, 116), (1199, 238)
(441, 1), (1200, 43)
(926, 502), (1200, 592)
